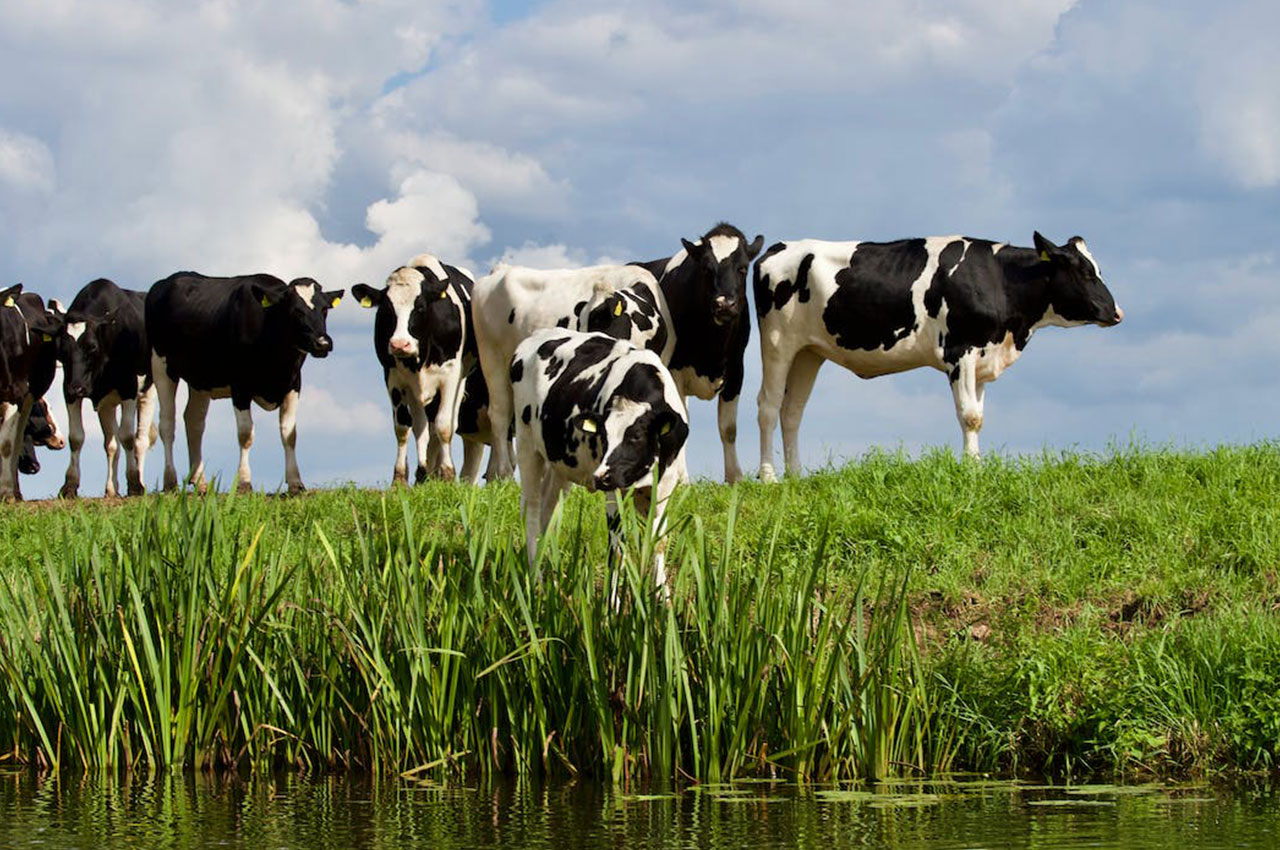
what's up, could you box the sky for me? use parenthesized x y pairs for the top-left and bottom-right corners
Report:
(1, 0), (1278, 498)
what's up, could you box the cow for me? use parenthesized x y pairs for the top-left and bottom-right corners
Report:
(753, 232), (1124, 480)
(351, 253), (487, 484)
(146, 272), (343, 495)
(473, 262), (672, 478)
(511, 328), (689, 588)
(0, 284), (63, 500)
(633, 222), (764, 483)
(18, 397), (65, 475)
(53, 278), (156, 498)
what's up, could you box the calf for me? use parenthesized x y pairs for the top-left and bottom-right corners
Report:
(511, 328), (689, 587)
(754, 232), (1124, 479)
(146, 272), (343, 494)
(54, 278), (156, 498)
(352, 253), (486, 484)
(473, 263), (672, 478)
(18, 397), (65, 475)
(633, 222), (764, 482)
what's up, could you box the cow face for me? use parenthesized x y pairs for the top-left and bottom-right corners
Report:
(355, 265), (461, 364)
(680, 230), (765, 325)
(587, 365), (689, 492)
(57, 310), (119, 401)
(267, 277), (342, 358)
(1034, 232), (1124, 328)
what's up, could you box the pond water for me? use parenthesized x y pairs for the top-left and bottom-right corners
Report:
(1, 771), (1276, 849)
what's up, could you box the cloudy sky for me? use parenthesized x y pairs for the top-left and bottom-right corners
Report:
(2, 0), (1277, 497)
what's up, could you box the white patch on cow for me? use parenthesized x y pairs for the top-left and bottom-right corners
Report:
(293, 282), (316, 306)
(595, 396), (655, 487)
(974, 331), (1024, 382)
(67, 321), (87, 341)
(1035, 306), (1089, 329)
(406, 252), (448, 282)
(708, 235), (739, 263)
(1074, 239), (1102, 280)
(385, 266), (423, 354)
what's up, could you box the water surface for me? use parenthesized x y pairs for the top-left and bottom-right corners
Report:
(1, 771), (1275, 849)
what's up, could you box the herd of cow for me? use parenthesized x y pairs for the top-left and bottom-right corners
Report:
(0, 222), (1122, 579)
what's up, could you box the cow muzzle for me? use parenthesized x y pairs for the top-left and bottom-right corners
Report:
(1112, 306), (1124, 325)
(593, 470), (617, 492)
(311, 335), (333, 357)
(712, 296), (738, 325)
(388, 337), (417, 359)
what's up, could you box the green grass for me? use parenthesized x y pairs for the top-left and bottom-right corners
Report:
(2, 444), (1280, 780)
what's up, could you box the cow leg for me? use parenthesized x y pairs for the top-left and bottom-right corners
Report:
(431, 375), (460, 483)
(118, 397), (140, 496)
(130, 383), (157, 496)
(98, 399), (122, 497)
(234, 404), (255, 494)
(279, 390), (305, 495)
(717, 395), (743, 484)
(517, 448), (550, 570)
(756, 344), (794, 483)
(0, 402), (22, 501)
(153, 353), (181, 492)
(183, 391), (211, 494)
(390, 393), (412, 486)
(480, 353), (515, 479)
(780, 348), (824, 477)
(949, 354), (984, 459)
(60, 397), (86, 499)
(411, 402), (431, 484)
(460, 437), (485, 485)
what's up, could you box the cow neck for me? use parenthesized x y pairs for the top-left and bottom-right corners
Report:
(1001, 248), (1055, 341)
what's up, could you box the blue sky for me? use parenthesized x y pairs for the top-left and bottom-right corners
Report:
(1, 0), (1277, 498)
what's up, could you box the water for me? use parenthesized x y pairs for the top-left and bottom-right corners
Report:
(1, 771), (1276, 849)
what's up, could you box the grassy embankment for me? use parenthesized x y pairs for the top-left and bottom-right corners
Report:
(2, 444), (1280, 781)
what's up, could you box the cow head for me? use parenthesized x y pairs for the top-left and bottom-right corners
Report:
(678, 223), (765, 326)
(353, 261), (461, 364)
(582, 363), (689, 492)
(259, 277), (343, 358)
(19, 397), (64, 474)
(1034, 232), (1124, 328)
(55, 305), (121, 401)
(0, 285), (62, 403)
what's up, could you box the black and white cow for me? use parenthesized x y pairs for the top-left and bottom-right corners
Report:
(473, 263), (673, 478)
(352, 252), (486, 484)
(146, 272), (343, 494)
(0, 284), (63, 500)
(18, 397), (65, 476)
(633, 222), (764, 483)
(753, 232), (1124, 479)
(54, 278), (156, 498)
(511, 328), (689, 587)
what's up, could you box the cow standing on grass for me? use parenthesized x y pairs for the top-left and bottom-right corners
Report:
(352, 253), (489, 484)
(753, 232), (1124, 480)
(473, 263), (673, 479)
(146, 272), (343, 495)
(512, 328), (689, 588)
(0, 284), (63, 500)
(633, 222), (764, 483)
(53, 278), (156, 498)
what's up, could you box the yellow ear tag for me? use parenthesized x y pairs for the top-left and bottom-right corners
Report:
(581, 418), (598, 434)
(3, 297), (13, 308)
(439, 290), (448, 299)
(660, 421), (671, 435)
(613, 300), (623, 316)
(360, 296), (374, 308)
(42, 333), (52, 342)
(331, 297), (341, 308)
(1039, 250), (1051, 262)
(261, 295), (272, 308)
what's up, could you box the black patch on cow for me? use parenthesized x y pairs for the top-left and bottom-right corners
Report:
(456, 368), (489, 438)
(822, 239), (928, 352)
(555, 316), (570, 328)
(534, 335), (622, 468)
(767, 252), (814, 315)
(509, 358), (524, 384)
(507, 307), (515, 324)
(584, 295), (635, 340)
(390, 387), (402, 406)
(521, 404), (531, 424)
(396, 404), (412, 427)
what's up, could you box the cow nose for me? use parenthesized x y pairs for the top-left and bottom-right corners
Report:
(388, 338), (416, 357)
(1114, 305), (1124, 324)
(594, 471), (615, 491)
(47, 435), (65, 450)
(712, 296), (737, 323)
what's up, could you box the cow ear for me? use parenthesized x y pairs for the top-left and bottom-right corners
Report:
(350, 283), (382, 309)
(681, 237), (700, 257)
(323, 289), (345, 309)
(252, 282), (285, 309)
(573, 411), (601, 436)
(650, 410), (682, 441)
(1033, 231), (1058, 262)
(1, 283), (22, 307)
(746, 234), (765, 260)
(49, 298), (65, 316)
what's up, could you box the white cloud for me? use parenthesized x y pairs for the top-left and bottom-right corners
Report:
(0, 128), (55, 194)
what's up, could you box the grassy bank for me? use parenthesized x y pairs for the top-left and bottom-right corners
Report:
(2, 444), (1279, 780)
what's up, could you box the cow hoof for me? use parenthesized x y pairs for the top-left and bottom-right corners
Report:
(287, 483), (307, 497)
(236, 481), (253, 495)
(439, 466), (456, 483)
(59, 484), (79, 500)
(415, 465), (428, 485)
(164, 472), (179, 492)
(391, 471), (408, 488)
(127, 482), (146, 497)
(196, 481), (208, 496)
(759, 466), (778, 484)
